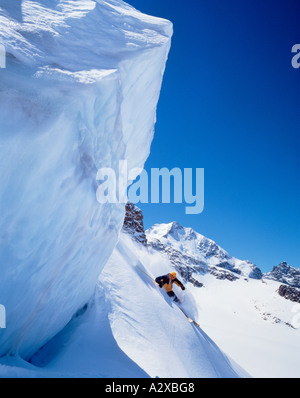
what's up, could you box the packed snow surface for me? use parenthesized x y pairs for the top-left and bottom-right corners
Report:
(0, 0), (172, 359)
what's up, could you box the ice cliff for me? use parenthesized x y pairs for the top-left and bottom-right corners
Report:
(0, 0), (172, 359)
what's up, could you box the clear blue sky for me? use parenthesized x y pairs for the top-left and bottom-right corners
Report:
(128, 0), (300, 272)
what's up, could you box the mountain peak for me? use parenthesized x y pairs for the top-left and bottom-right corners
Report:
(170, 221), (184, 229)
(146, 221), (262, 280)
(167, 221), (184, 233)
(264, 262), (300, 288)
(147, 221), (204, 244)
(167, 221), (185, 240)
(276, 262), (291, 272)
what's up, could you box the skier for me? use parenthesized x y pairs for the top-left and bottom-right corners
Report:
(155, 272), (185, 303)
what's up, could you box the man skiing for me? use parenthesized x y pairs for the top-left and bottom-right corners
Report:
(155, 272), (185, 303)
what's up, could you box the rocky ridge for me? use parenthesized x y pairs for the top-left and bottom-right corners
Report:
(264, 262), (300, 288)
(123, 202), (148, 246)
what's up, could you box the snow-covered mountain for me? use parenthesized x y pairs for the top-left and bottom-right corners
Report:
(146, 221), (263, 283)
(263, 262), (300, 304)
(264, 262), (300, 288)
(0, 0), (171, 359)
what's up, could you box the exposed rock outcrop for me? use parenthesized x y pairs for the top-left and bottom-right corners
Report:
(123, 202), (147, 246)
(278, 284), (300, 303)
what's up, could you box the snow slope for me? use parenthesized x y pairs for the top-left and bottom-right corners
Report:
(191, 275), (300, 378)
(0, 232), (249, 378)
(96, 233), (248, 378)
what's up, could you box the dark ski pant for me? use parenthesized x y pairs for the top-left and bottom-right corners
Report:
(167, 291), (179, 303)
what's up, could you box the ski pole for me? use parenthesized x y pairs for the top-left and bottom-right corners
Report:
(136, 265), (158, 285)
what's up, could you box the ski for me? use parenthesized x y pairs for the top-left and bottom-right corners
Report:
(177, 306), (200, 328)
